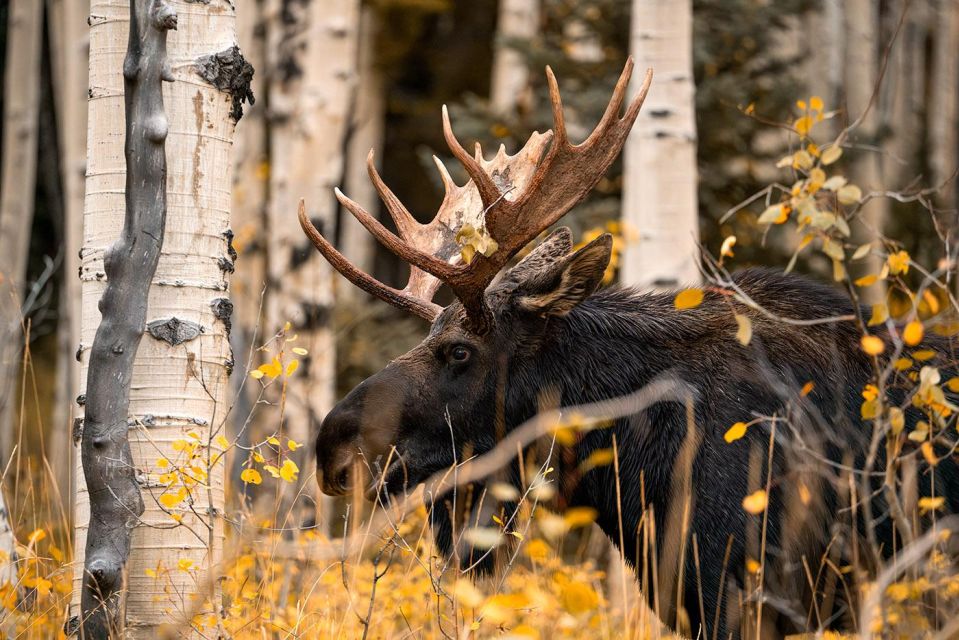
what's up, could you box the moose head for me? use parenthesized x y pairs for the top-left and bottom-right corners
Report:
(300, 60), (652, 501)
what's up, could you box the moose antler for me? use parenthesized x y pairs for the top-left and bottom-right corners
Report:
(300, 59), (653, 333)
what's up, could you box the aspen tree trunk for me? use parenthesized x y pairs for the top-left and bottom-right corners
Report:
(881, 0), (928, 192)
(844, 0), (888, 303)
(489, 0), (539, 115)
(929, 0), (958, 231)
(340, 4), (384, 277)
(230, 0), (267, 483)
(621, 0), (700, 290)
(73, 0), (249, 635)
(805, 0), (843, 131)
(265, 0), (358, 526)
(48, 0), (92, 510)
(0, 0), (43, 461)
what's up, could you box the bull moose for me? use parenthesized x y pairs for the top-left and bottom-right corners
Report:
(298, 60), (959, 639)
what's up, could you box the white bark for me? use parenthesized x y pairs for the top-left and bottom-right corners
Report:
(340, 4), (385, 276)
(265, 0), (357, 524)
(73, 0), (242, 634)
(0, 0), (43, 460)
(48, 0), (92, 511)
(490, 0), (539, 115)
(844, 0), (888, 302)
(621, 0), (700, 289)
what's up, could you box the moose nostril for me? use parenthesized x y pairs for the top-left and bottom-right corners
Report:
(336, 467), (350, 492)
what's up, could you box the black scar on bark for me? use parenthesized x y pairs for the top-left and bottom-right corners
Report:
(211, 297), (233, 336)
(223, 228), (238, 262)
(147, 317), (203, 345)
(194, 45), (255, 121)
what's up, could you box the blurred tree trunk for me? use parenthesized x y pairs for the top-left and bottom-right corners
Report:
(489, 0), (539, 115)
(0, 0), (43, 462)
(844, 0), (888, 303)
(231, 0), (267, 486)
(265, 0), (358, 528)
(880, 0), (928, 193)
(929, 0), (958, 239)
(340, 4), (384, 277)
(621, 0), (700, 289)
(73, 0), (245, 633)
(48, 0), (91, 513)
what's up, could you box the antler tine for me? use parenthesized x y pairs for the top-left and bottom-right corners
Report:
(334, 188), (458, 280)
(297, 200), (441, 321)
(431, 155), (457, 194)
(366, 150), (420, 239)
(441, 105), (503, 209)
(545, 66), (568, 147)
(623, 67), (654, 126)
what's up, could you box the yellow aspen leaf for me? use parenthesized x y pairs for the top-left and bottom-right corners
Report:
(918, 496), (945, 514)
(758, 203), (789, 224)
(854, 274), (878, 287)
(560, 582), (600, 614)
(746, 558), (761, 574)
(724, 422), (748, 443)
(810, 96), (824, 111)
(263, 464), (281, 478)
(177, 559), (194, 572)
(720, 235), (736, 258)
(861, 335), (885, 356)
(240, 468), (262, 485)
(28, 529), (46, 545)
(921, 442), (938, 466)
(250, 369), (264, 380)
(735, 314), (752, 346)
(947, 377), (959, 393)
(287, 439), (301, 451)
(922, 289), (940, 314)
(793, 149), (814, 169)
(291, 347), (308, 356)
(156, 457), (169, 468)
(807, 142), (820, 157)
(821, 145), (842, 165)
(837, 184), (862, 204)
(794, 116), (813, 137)
(886, 583), (910, 602)
(563, 506), (598, 529)
(903, 320), (923, 346)
(525, 538), (551, 561)
(913, 350), (935, 364)
(258, 358), (283, 379)
(214, 435), (229, 450)
(808, 167), (826, 191)
(851, 242), (871, 260)
(508, 530), (524, 541)
(889, 407), (905, 435)
(674, 288), (704, 310)
(285, 359), (299, 376)
(451, 579), (485, 608)
(172, 439), (188, 452)
(742, 490), (768, 514)
(266, 436), (281, 447)
(894, 357), (913, 371)
(582, 448), (615, 470)
(145, 568), (157, 578)
(801, 381), (815, 396)
(887, 250), (910, 275)
(159, 491), (185, 509)
(252, 450), (264, 463)
(490, 482), (520, 501)
(796, 99), (807, 110)
(868, 303), (889, 326)
(279, 459), (299, 482)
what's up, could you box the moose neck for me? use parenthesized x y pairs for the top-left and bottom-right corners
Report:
(507, 287), (701, 563)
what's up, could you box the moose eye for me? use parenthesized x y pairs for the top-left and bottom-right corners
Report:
(449, 345), (471, 364)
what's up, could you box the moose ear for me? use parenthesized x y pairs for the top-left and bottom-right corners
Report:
(503, 227), (574, 284)
(516, 233), (612, 316)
